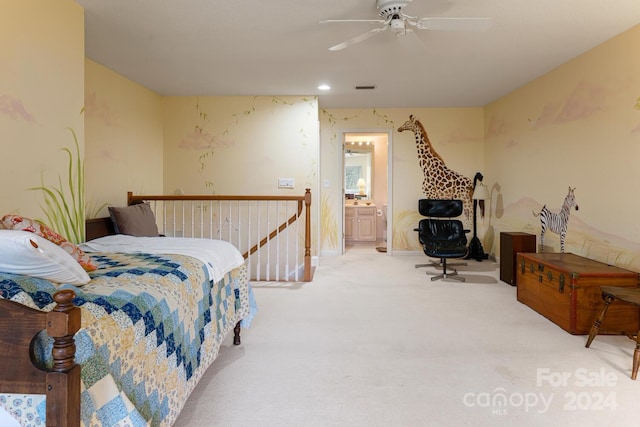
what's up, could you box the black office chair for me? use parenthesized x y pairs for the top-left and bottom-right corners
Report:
(414, 199), (469, 282)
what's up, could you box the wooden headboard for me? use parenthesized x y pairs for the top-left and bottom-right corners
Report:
(85, 217), (115, 241)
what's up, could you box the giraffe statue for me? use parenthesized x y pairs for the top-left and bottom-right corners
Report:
(398, 115), (474, 222)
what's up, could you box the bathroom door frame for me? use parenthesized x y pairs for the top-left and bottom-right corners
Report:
(340, 128), (393, 255)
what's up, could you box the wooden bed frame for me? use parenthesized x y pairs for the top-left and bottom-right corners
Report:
(0, 289), (81, 427)
(85, 217), (116, 241)
(0, 217), (243, 427)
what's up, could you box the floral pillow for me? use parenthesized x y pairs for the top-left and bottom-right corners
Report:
(0, 214), (97, 272)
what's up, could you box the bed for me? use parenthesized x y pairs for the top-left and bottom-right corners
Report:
(0, 213), (256, 427)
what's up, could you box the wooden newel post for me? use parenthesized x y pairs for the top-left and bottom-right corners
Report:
(304, 188), (312, 282)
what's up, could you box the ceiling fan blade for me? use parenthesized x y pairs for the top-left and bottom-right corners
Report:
(416, 17), (492, 31)
(328, 26), (388, 51)
(319, 19), (386, 24)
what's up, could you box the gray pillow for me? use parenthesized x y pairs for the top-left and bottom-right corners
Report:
(108, 203), (159, 237)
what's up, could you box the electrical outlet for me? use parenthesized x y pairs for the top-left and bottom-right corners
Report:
(278, 178), (295, 189)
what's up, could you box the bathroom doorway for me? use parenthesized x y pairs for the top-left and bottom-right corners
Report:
(342, 131), (392, 255)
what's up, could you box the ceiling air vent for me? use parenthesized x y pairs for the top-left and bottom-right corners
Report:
(355, 85), (376, 90)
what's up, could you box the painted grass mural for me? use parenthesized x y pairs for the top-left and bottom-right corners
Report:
(29, 128), (86, 243)
(321, 192), (338, 250)
(392, 209), (423, 251)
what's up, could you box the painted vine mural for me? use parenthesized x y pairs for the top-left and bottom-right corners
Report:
(188, 96), (317, 192)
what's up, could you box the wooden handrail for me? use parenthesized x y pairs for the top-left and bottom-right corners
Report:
(128, 193), (307, 203)
(245, 199), (303, 258)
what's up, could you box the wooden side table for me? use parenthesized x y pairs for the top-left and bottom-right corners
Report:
(500, 232), (536, 286)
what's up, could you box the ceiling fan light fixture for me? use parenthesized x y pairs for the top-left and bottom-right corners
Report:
(321, 0), (492, 51)
(390, 18), (405, 32)
(377, 0), (410, 19)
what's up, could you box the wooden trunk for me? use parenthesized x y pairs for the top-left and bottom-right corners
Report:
(516, 252), (640, 335)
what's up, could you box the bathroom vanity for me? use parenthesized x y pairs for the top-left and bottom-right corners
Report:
(345, 203), (377, 243)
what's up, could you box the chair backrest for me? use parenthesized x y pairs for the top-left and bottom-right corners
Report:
(418, 199), (463, 218)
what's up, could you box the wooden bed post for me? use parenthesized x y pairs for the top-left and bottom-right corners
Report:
(233, 322), (241, 345)
(46, 290), (81, 427)
(304, 188), (312, 282)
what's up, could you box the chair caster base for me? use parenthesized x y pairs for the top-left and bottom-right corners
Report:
(427, 269), (465, 282)
(415, 262), (439, 269)
(416, 260), (466, 269)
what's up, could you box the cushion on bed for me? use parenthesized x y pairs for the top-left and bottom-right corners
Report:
(0, 214), (97, 272)
(0, 230), (91, 285)
(108, 203), (160, 237)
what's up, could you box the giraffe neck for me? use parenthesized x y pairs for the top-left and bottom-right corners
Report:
(413, 122), (445, 165)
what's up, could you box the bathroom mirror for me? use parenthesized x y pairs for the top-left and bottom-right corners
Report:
(345, 147), (373, 200)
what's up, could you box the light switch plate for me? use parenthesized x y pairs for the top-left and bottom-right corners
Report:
(278, 177), (295, 188)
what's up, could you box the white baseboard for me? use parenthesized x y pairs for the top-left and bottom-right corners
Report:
(319, 250), (340, 257)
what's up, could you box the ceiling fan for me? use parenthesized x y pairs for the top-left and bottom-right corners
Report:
(319, 0), (492, 51)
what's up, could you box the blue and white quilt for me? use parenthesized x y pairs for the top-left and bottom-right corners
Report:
(0, 242), (255, 427)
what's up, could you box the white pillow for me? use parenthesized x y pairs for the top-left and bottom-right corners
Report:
(0, 230), (91, 285)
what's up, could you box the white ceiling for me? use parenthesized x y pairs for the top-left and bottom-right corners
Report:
(75, 0), (640, 109)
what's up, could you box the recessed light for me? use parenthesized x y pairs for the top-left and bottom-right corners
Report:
(318, 84), (331, 91)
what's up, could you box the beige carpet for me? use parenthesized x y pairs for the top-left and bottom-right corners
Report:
(174, 246), (638, 427)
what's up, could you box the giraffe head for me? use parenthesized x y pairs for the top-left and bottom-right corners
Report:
(398, 114), (444, 164)
(397, 115), (419, 133)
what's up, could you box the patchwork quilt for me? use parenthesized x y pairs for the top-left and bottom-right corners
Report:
(0, 251), (251, 427)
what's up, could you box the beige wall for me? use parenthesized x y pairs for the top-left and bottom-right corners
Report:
(161, 96), (320, 255)
(0, 0), (85, 239)
(84, 59), (164, 217)
(83, 73), (321, 219)
(485, 24), (640, 271)
(162, 96), (319, 195)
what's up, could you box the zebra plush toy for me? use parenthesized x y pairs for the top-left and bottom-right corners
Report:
(533, 187), (579, 253)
